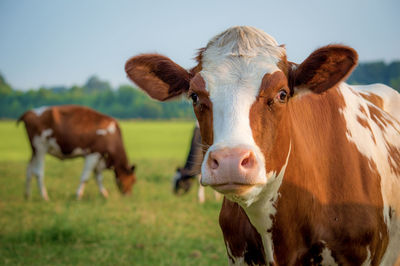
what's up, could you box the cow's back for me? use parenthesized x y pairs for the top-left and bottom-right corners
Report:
(20, 105), (120, 156)
(51, 105), (119, 155)
(352, 83), (400, 122)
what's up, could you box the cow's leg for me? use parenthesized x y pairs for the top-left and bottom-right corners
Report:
(31, 151), (48, 200)
(25, 155), (35, 199)
(197, 175), (205, 204)
(76, 153), (100, 199)
(94, 158), (108, 198)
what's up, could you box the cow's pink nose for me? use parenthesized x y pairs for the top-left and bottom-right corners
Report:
(207, 147), (258, 182)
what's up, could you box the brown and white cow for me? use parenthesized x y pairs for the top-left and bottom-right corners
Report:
(18, 105), (136, 200)
(125, 26), (400, 265)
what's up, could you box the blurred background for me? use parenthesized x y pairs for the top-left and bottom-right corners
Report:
(0, 0), (399, 119)
(0, 0), (399, 265)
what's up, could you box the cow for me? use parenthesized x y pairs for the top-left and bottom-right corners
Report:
(125, 26), (400, 265)
(18, 105), (136, 200)
(172, 124), (221, 203)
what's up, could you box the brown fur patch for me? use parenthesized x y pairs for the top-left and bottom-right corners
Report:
(267, 88), (388, 264)
(387, 143), (400, 176)
(219, 198), (266, 265)
(360, 92), (384, 109)
(368, 105), (397, 131)
(247, 78), (389, 264)
(356, 115), (376, 143)
(189, 74), (214, 147)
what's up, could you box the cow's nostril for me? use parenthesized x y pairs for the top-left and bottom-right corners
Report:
(211, 158), (219, 169)
(240, 152), (255, 169)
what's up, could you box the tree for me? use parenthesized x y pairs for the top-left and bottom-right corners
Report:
(0, 73), (12, 95)
(83, 75), (112, 93)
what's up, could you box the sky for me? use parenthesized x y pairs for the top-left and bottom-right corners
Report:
(0, 0), (399, 90)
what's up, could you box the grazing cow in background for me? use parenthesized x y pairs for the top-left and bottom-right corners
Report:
(18, 105), (136, 200)
(172, 124), (221, 203)
(125, 26), (400, 265)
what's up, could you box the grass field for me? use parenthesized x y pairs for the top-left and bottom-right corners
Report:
(0, 120), (227, 265)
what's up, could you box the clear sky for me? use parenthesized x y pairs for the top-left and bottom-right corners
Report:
(0, 0), (399, 90)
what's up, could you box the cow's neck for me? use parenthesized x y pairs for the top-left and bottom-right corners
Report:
(108, 143), (130, 173)
(238, 141), (292, 264)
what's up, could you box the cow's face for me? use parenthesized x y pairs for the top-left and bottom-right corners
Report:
(116, 165), (136, 194)
(126, 26), (357, 205)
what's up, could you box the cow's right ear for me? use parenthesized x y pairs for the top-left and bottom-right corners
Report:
(125, 54), (191, 101)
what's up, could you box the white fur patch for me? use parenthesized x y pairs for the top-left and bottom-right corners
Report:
(243, 143), (291, 264)
(96, 122), (116, 136)
(352, 83), (400, 122)
(361, 246), (371, 266)
(320, 247), (338, 266)
(32, 129), (53, 153)
(226, 242), (245, 266)
(71, 147), (85, 156)
(47, 137), (62, 158)
(32, 106), (49, 116)
(339, 84), (400, 265)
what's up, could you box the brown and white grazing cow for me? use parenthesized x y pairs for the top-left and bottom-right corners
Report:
(172, 124), (221, 203)
(18, 105), (136, 200)
(125, 26), (400, 265)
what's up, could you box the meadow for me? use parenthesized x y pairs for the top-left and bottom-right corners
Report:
(0, 120), (227, 265)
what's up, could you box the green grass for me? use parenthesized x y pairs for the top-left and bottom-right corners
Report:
(0, 120), (226, 265)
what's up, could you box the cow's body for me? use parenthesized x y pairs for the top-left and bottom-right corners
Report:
(19, 105), (136, 200)
(220, 82), (400, 265)
(173, 125), (221, 203)
(126, 26), (400, 265)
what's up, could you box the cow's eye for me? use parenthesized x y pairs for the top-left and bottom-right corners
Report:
(190, 93), (199, 105)
(277, 90), (287, 103)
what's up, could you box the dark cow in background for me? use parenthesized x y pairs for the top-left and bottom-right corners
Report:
(172, 124), (220, 203)
(126, 26), (400, 265)
(18, 105), (136, 200)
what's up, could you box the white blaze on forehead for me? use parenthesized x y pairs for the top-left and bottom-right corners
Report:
(200, 26), (284, 150)
(199, 27), (285, 197)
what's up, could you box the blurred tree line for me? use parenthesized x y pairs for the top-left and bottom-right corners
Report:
(0, 75), (194, 119)
(0, 60), (399, 119)
(347, 61), (400, 89)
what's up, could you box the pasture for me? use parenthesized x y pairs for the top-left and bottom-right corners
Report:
(0, 120), (226, 265)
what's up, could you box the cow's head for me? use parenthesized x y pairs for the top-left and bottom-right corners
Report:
(125, 26), (357, 205)
(172, 167), (196, 195)
(115, 164), (136, 194)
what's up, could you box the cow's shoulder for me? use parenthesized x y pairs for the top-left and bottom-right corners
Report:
(351, 83), (400, 121)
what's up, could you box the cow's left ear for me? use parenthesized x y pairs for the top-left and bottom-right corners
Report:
(125, 54), (191, 101)
(290, 45), (358, 94)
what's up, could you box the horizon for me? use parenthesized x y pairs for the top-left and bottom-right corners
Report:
(1, 0), (399, 91)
